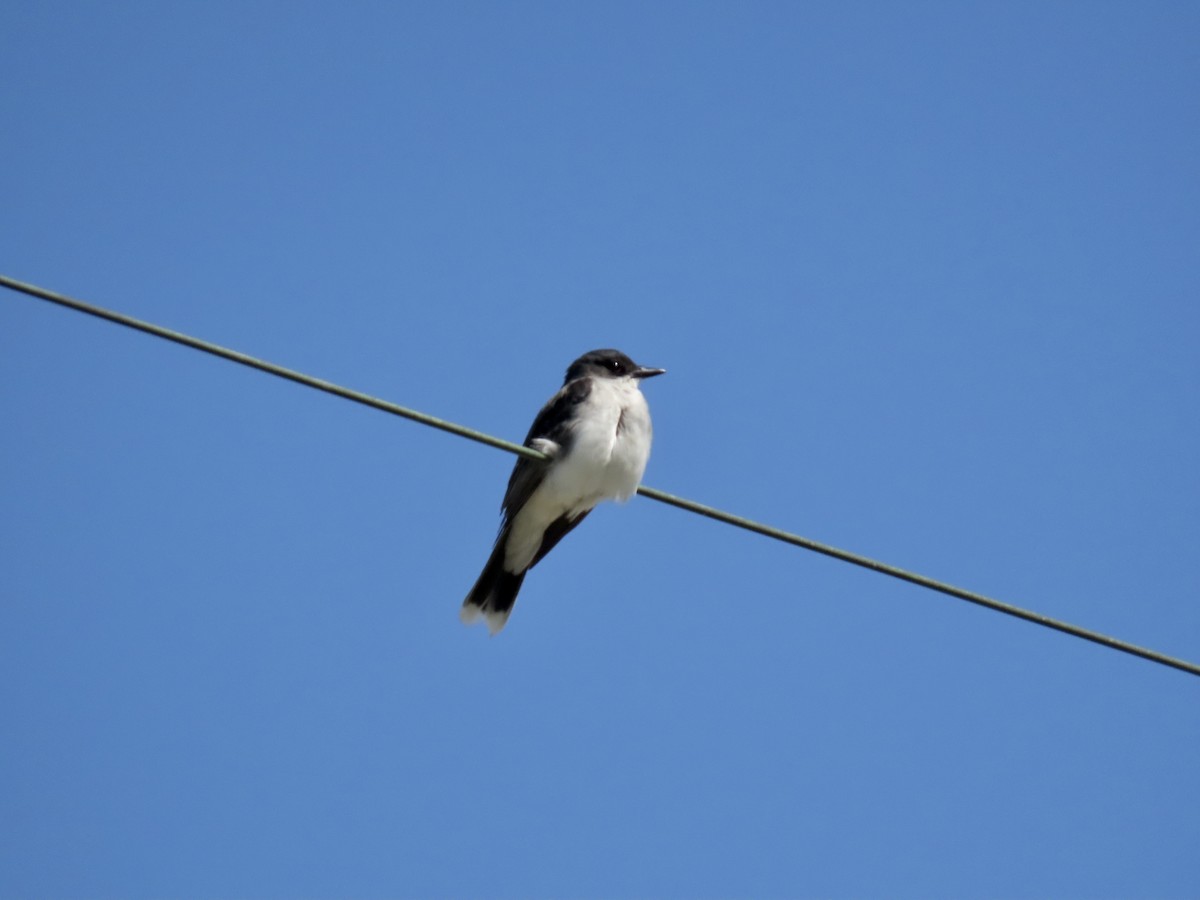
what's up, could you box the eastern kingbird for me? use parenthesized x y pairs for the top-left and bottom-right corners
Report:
(461, 349), (665, 634)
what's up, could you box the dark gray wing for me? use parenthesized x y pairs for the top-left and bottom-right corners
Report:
(529, 509), (591, 568)
(500, 377), (592, 525)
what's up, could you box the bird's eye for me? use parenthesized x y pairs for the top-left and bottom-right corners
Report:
(607, 360), (623, 373)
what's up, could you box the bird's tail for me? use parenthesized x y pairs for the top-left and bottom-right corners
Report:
(460, 534), (526, 635)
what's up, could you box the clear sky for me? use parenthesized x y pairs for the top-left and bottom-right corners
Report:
(2, 3), (1198, 898)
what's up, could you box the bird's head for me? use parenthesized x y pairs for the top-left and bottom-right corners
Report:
(564, 349), (666, 384)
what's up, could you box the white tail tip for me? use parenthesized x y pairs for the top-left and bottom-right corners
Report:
(460, 603), (511, 636)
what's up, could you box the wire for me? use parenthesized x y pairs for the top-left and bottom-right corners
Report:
(3, 272), (1198, 678)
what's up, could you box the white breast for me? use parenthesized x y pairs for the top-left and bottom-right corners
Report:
(558, 377), (652, 506)
(504, 377), (654, 571)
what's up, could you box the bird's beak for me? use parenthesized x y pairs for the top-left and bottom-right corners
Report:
(633, 366), (666, 379)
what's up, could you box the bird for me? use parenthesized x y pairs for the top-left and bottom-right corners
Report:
(460, 348), (665, 634)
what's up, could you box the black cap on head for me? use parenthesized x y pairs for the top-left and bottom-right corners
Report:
(564, 349), (665, 384)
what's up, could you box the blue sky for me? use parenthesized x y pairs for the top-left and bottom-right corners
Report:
(2, 2), (1198, 897)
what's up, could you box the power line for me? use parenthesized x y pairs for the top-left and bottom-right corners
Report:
(3, 272), (1197, 679)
